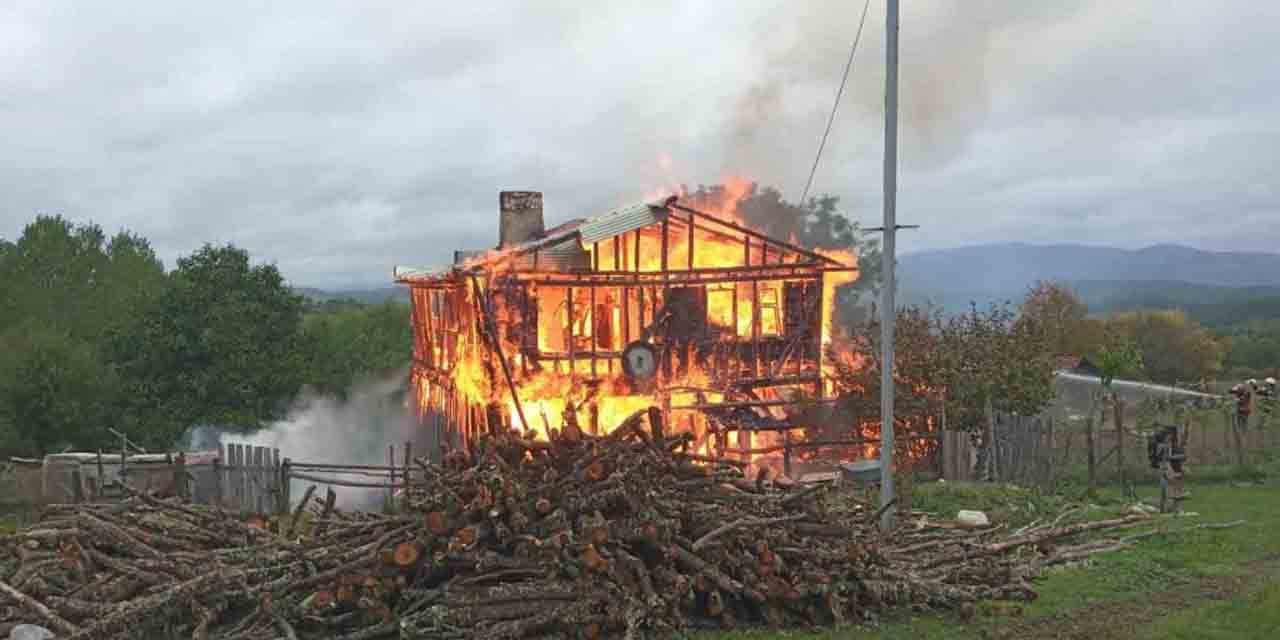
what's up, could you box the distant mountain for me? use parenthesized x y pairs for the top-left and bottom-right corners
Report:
(899, 243), (1280, 314)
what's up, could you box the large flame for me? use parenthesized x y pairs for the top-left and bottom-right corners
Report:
(406, 175), (933, 471)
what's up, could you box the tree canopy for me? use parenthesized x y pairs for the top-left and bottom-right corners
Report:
(0, 218), (413, 456)
(111, 245), (307, 445)
(1105, 309), (1226, 383)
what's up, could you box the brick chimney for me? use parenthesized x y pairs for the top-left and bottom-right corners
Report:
(499, 191), (544, 248)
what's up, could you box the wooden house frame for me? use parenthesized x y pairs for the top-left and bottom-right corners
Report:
(396, 192), (856, 464)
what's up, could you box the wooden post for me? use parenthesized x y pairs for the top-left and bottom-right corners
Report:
(280, 457), (291, 513)
(96, 450), (105, 498)
(686, 213), (694, 270)
(272, 448), (281, 513)
(590, 283), (597, 378)
(253, 447), (265, 514)
(404, 442), (412, 492)
(622, 285), (631, 344)
(1115, 397), (1128, 494)
(1047, 415), (1057, 490)
(236, 444), (247, 512)
(226, 445), (235, 511)
(567, 285), (576, 377)
(1085, 406), (1097, 492)
(388, 444), (396, 511)
(215, 445), (225, 508)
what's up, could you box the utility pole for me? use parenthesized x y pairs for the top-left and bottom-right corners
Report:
(879, 0), (900, 533)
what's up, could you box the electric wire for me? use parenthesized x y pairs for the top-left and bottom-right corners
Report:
(798, 0), (873, 207)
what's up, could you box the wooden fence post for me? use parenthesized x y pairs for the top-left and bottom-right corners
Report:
(404, 441), (412, 491)
(233, 444), (245, 512)
(214, 449), (224, 508)
(254, 447), (266, 514)
(96, 450), (105, 498)
(280, 458), (292, 514)
(387, 444), (396, 511)
(272, 448), (282, 514)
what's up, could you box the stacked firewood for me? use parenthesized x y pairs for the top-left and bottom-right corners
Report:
(1, 409), (1151, 639)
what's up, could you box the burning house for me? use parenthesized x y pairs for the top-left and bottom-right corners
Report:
(395, 188), (858, 473)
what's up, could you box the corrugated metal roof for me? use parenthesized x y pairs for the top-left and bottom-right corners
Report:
(516, 235), (590, 271)
(577, 202), (668, 245)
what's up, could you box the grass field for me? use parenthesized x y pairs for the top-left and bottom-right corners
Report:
(702, 470), (1280, 640)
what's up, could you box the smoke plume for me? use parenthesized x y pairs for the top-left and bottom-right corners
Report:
(191, 369), (432, 509)
(726, 1), (1090, 183)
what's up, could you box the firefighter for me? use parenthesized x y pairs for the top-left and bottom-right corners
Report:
(1230, 383), (1252, 431)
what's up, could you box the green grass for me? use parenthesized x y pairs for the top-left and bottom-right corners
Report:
(701, 472), (1280, 640)
(1150, 581), (1280, 639)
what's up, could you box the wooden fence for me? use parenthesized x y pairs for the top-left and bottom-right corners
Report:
(940, 400), (1280, 488)
(216, 443), (284, 515)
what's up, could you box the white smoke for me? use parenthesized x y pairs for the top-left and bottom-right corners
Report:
(211, 369), (428, 509)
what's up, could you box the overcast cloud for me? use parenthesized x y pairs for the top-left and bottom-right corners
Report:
(2, 1), (1277, 288)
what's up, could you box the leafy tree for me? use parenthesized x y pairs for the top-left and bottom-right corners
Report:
(937, 303), (1055, 480)
(1093, 335), (1143, 494)
(830, 305), (942, 406)
(1020, 281), (1099, 355)
(0, 217), (165, 342)
(0, 216), (107, 338)
(299, 301), (412, 397)
(0, 322), (118, 454)
(1105, 310), (1226, 383)
(113, 245), (305, 446)
(1220, 319), (1280, 378)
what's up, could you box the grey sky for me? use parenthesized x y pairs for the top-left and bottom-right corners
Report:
(2, 1), (1277, 288)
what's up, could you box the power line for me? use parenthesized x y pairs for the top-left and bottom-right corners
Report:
(798, 0), (873, 207)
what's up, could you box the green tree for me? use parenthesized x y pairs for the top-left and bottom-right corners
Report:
(1220, 319), (1280, 378)
(0, 322), (118, 454)
(0, 217), (165, 341)
(1094, 335), (1143, 494)
(1105, 310), (1226, 383)
(938, 303), (1055, 480)
(299, 301), (412, 397)
(114, 245), (305, 445)
(1021, 280), (1100, 355)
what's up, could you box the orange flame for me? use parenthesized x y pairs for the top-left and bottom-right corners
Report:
(411, 174), (889, 470)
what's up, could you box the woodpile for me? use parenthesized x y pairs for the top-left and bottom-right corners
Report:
(2, 409), (1152, 639)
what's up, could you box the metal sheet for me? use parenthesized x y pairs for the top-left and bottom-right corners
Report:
(577, 202), (668, 245)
